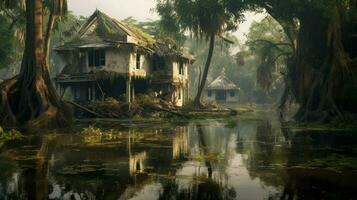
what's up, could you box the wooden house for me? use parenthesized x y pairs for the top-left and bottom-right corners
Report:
(54, 10), (193, 107)
(204, 69), (240, 103)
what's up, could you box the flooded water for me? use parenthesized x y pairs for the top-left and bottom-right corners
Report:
(0, 112), (356, 199)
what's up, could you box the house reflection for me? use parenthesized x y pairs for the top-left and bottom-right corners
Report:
(128, 130), (147, 175)
(0, 119), (356, 199)
(172, 126), (189, 160)
(129, 152), (147, 175)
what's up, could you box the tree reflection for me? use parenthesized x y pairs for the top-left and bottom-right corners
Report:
(197, 124), (213, 178)
(159, 123), (237, 200)
(0, 120), (355, 199)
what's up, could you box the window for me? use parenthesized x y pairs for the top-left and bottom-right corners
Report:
(179, 61), (184, 75)
(88, 50), (105, 67)
(136, 53), (141, 69)
(178, 90), (181, 100)
(208, 90), (212, 97)
(230, 91), (235, 97)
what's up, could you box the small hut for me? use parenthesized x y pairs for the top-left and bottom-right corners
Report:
(204, 69), (240, 103)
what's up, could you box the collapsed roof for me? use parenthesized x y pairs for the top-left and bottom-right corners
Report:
(55, 10), (193, 61)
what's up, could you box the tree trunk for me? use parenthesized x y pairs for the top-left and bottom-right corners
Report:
(289, 5), (355, 122)
(0, 0), (72, 130)
(44, 10), (57, 68)
(196, 124), (212, 178)
(264, 3), (356, 123)
(193, 33), (215, 108)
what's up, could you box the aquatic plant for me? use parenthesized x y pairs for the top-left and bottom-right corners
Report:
(0, 126), (23, 147)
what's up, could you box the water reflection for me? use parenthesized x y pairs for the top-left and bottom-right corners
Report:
(0, 117), (356, 199)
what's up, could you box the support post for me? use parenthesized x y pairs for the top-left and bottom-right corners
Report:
(186, 81), (189, 104)
(92, 81), (96, 102)
(132, 80), (135, 103)
(126, 76), (132, 110)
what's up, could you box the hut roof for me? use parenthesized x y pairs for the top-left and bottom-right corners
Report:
(207, 70), (239, 90)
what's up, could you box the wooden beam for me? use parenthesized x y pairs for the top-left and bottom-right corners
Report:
(65, 100), (105, 118)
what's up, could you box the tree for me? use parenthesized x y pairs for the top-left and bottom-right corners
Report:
(122, 17), (186, 47)
(185, 35), (239, 97)
(225, 0), (357, 122)
(156, 0), (244, 107)
(243, 16), (292, 104)
(0, 0), (72, 129)
(43, 0), (68, 67)
(267, 1), (356, 122)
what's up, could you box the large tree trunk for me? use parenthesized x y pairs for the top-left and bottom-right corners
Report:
(289, 5), (355, 122)
(0, 0), (72, 130)
(266, 2), (357, 123)
(193, 33), (215, 108)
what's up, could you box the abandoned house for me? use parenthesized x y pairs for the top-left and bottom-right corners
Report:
(204, 69), (240, 103)
(54, 10), (193, 107)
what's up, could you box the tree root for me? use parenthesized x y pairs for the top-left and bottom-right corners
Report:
(0, 76), (73, 130)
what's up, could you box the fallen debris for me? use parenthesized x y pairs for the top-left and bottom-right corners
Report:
(68, 93), (241, 119)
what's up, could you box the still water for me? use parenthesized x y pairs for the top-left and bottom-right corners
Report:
(0, 113), (356, 199)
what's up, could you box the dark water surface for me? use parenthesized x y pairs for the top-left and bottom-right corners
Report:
(0, 113), (356, 199)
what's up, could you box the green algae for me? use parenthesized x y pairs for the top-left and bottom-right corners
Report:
(57, 163), (106, 176)
(282, 121), (357, 132)
(290, 155), (357, 173)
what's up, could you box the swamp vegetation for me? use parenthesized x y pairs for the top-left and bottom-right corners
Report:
(0, 0), (356, 129)
(0, 1), (356, 199)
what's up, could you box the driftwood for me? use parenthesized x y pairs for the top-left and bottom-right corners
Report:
(65, 100), (105, 118)
(147, 104), (190, 118)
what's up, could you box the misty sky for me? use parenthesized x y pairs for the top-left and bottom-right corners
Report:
(67, 0), (266, 40)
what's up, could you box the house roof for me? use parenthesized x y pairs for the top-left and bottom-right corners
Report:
(55, 10), (155, 51)
(55, 10), (194, 61)
(206, 69), (239, 90)
(153, 41), (194, 61)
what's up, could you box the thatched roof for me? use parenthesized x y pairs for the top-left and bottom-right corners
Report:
(207, 70), (239, 90)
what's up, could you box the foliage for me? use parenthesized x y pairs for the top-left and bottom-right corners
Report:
(242, 15), (292, 102)
(0, 126), (23, 147)
(0, 15), (16, 69)
(156, 0), (243, 39)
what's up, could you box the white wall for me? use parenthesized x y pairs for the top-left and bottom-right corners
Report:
(86, 48), (131, 74)
(226, 90), (239, 102)
(82, 48), (151, 78)
(172, 61), (188, 84)
(128, 52), (151, 77)
(203, 90), (239, 103)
